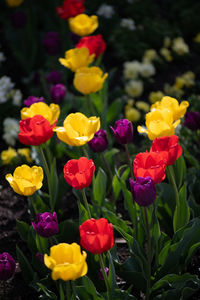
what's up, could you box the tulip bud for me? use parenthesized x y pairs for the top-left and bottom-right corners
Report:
(88, 129), (108, 152)
(0, 252), (16, 281)
(47, 70), (62, 84)
(110, 119), (133, 144)
(99, 267), (109, 280)
(43, 32), (61, 55)
(50, 84), (66, 104)
(32, 212), (59, 238)
(129, 176), (156, 207)
(183, 111), (200, 131)
(24, 96), (44, 107)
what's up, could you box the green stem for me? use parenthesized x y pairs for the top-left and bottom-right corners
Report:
(38, 145), (54, 211)
(59, 281), (65, 300)
(99, 254), (110, 299)
(167, 165), (179, 207)
(66, 281), (71, 300)
(81, 189), (91, 218)
(124, 144), (138, 238)
(37, 234), (45, 254)
(144, 207), (151, 300)
(82, 146), (89, 158)
(101, 153), (113, 180)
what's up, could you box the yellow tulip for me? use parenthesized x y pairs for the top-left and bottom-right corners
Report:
(138, 109), (180, 140)
(125, 107), (141, 122)
(54, 112), (100, 146)
(151, 96), (189, 121)
(1, 147), (17, 164)
(44, 243), (87, 281)
(6, 0), (23, 7)
(6, 165), (43, 196)
(21, 102), (60, 125)
(68, 14), (98, 36)
(18, 148), (32, 162)
(59, 48), (95, 72)
(73, 66), (108, 95)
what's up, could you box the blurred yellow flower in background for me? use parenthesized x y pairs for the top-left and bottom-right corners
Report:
(59, 48), (95, 72)
(18, 148), (32, 162)
(21, 102), (60, 125)
(151, 96), (189, 121)
(73, 66), (108, 94)
(172, 37), (189, 56)
(125, 107), (141, 122)
(142, 49), (158, 63)
(149, 91), (164, 104)
(160, 48), (173, 62)
(54, 112), (100, 146)
(136, 101), (150, 112)
(69, 14), (98, 36)
(1, 147), (17, 164)
(6, 165), (43, 196)
(194, 33), (200, 43)
(6, 0), (23, 7)
(44, 243), (87, 281)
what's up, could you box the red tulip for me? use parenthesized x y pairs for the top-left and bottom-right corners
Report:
(76, 35), (106, 58)
(18, 115), (56, 146)
(133, 151), (166, 184)
(63, 157), (95, 190)
(79, 218), (114, 254)
(56, 0), (85, 20)
(150, 135), (182, 166)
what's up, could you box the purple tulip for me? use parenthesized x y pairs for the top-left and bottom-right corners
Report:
(88, 129), (108, 153)
(43, 32), (61, 55)
(183, 111), (200, 131)
(32, 212), (59, 238)
(129, 176), (156, 207)
(47, 70), (62, 84)
(99, 267), (109, 280)
(0, 252), (16, 281)
(11, 11), (27, 28)
(50, 84), (66, 103)
(110, 119), (133, 144)
(24, 96), (44, 107)
(36, 252), (44, 263)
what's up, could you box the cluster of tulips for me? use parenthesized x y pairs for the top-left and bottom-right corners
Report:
(1, 91), (190, 298)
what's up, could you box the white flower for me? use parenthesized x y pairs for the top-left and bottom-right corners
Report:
(120, 18), (136, 30)
(12, 89), (22, 106)
(172, 37), (189, 56)
(125, 80), (143, 97)
(3, 118), (19, 146)
(139, 63), (156, 78)
(123, 61), (141, 79)
(0, 76), (15, 103)
(97, 4), (114, 18)
(0, 52), (6, 64)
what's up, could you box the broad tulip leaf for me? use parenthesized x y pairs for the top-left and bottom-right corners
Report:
(173, 156), (186, 189)
(16, 245), (35, 283)
(93, 167), (107, 206)
(16, 220), (30, 242)
(173, 184), (190, 232)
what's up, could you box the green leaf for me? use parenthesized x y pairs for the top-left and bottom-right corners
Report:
(93, 168), (107, 206)
(173, 156), (186, 189)
(50, 158), (59, 210)
(16, 245), (34, 283)
(36, 283), (57, 299)
(173, 184), (190, 232)
(57, 219), (79, 243)
(112, 166), (130, 202)
(35, 235), (49, 254)
(78, 201), (90, 224)
(107, 99), (123, 123)
(16, 220), (30, 242)
(82, 276), (103, 299)
(108, 251), (117, 298)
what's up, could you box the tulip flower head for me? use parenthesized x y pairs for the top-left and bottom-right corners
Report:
(129, 176), (156, 207)
(32, 212), (59, 238)
(133, 151), (166, 184)
(6, 164), (43, 196)
(73, 66), (108, 95)
(64, 157), (95, 189)
(50, 84), (66, 104)
(54, 112), (100, 146)
(79, 218), (114, 254)
(110, 119), (133, 144)
(59, 47), (95, 72)
(1, 147), (17, 164)
(44, 243), (87, 281)
(138, 109), (180, 140)
(183, 111), (200, 131)
(6, 0), (23, 7)
(150, 135), (182, 166)
(18, 115), (56, 146)
(24, 96), (44, 107)
(21, 102), (60, 126)
(150, 96), (189, 121)
(76, 34), (106, 58)
(56, 0), (85, 20)
(88, 129), (108, 152)
(0, 252), (16, 281)
(69, 14), (98, 36)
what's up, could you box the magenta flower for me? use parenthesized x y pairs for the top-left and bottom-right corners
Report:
(110, 119), (133, 144)
(50, 84), (66, 103)
(24, 96), (44, 107)
(88, 129), (108, 152)
(32, 212), (59, 238)
(0, 252), (16, 281)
